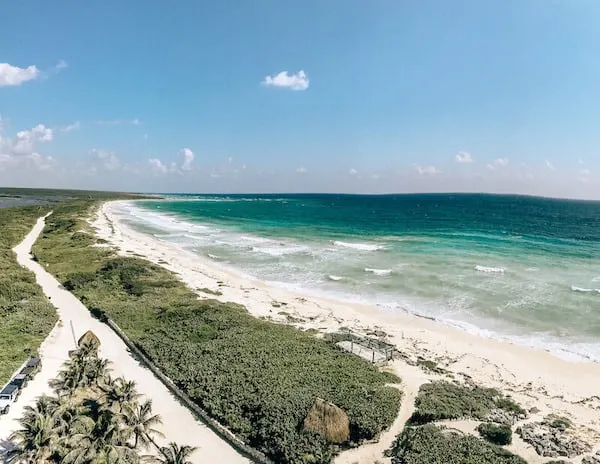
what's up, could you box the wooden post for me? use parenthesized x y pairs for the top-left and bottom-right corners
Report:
(372, 349), (375, 363)
(70, 320), (77, 348)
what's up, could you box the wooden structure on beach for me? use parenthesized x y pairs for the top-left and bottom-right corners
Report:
(324, 330), (398, 365)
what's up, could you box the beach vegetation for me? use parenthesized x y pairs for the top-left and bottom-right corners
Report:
(477, 422), (513, 445)
(33, 201), (403, 463)
(409, 381), (525, 424)
(386, 424), (527, 464)
(8, 340), (193, 464)
(0, 205), (57, 386)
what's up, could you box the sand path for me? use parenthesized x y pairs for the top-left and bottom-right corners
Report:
(0, 214), (248, 464)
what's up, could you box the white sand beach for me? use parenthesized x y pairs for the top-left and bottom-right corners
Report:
(91, 200), (600, 463)
(0, 213), (248, 464)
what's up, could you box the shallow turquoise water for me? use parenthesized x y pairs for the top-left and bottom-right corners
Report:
(118, 194), (600, 361)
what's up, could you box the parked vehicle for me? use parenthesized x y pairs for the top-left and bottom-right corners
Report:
(10, 373), (28, 390)
(19, 356), (41, 380)
(0, 384), (19, 414)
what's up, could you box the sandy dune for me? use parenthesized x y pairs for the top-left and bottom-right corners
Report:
(0, 214), (248, 464)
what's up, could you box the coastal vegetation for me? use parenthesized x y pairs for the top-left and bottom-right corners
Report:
(386, 424), (526, 464)
(0, 204), (56, 385)
(409, 381), (526, 424)
(8, 336), (195, 464)
(477, 422), (513, 445)
(33, 201), (402, 463)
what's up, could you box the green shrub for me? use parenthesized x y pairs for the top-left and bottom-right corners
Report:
(0, 205), (57, 385)
(477, 422), (512, 445)
(544, 415), (572, 432)
(410, 381), (524, 424)
(34, 203), (403, 464)
(387, 424), (526, 464)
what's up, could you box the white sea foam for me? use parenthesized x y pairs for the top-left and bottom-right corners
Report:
(328, 275), (344, 281)
(251, 245), (310, 256)
(207, 253), (221, 260)
(475, 265), (505, 274)
(571, 286), (600, 294)
(364, 268), (393, 276)
(525, 267), (539, 272)
(333, 241), (384, 251)
(592, 276), (600, 282)
(239, 235), (271, 243)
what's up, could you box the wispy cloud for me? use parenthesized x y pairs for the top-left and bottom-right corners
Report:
(180, 148), (194, 171)
(262, 70), (309, 91)
(455, 151), (473, 164)
(414, 164), (441, 175)
(296, 167), (307, 174)
(90, 149), (120, 171)
(148, 158), (171, 174)
(96, 118), (141, 126)
(486, 158), (509, 170)
(545, 159), (555, 171)
(61, 121), (81, 133)
(348, 168), (358, 176)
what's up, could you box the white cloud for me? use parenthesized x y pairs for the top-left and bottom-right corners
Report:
(0, 123), (54, 171)
(149, 158), (168, 174)
(296, 167), (307, 174)
(580, 168), (591, 176)
(455, 151), (473, 164)
(90, 149), (120, 171)
(180, 148), (194, 171)
(545, 159), (555, 171)
(96, 118), (141, 126)
(414, 164), (441, 175)
(348, 168), (358, 176)
(0, 63), (40, 87)
(11, 125), (53, 155)
(55, 60), (68, 70)
(578, 158), (585, 165)
(61, 121), (80, 133)
(262, 70), (309, 91)
(486, 158), (509, 170)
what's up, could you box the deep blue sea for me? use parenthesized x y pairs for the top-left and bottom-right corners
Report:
(116, 194), (600, 361)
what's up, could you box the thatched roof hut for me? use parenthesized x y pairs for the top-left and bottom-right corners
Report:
(78, 330), (100, 349)
(303, 398), (349, 444)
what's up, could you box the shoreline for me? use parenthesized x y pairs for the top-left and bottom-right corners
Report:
(93, 200), (600, 462)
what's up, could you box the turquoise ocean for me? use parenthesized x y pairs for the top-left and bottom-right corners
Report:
(116, 194), (600, 361)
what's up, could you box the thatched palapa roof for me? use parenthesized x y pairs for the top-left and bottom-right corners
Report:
(303, 397), (349, 444)
(78, 330), (100, 349)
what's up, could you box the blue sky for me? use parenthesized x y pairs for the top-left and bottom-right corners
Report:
(1, 0), (599, 198)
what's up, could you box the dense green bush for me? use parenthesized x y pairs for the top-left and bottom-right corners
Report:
(410, 381), (525, 424)
(0, 205), (57, 385)
(34, 203), (403, 464)
(477, 422), (512, 445)
(387, 425), (526, 464)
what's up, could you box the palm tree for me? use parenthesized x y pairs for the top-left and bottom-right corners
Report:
(84, 357), (111, 388)
(122, 399), (164, 450)
(144, 443), (197, 464)
(62, 408), (137, 464)
(8, 402), (60, 463)
(101, 377), (141, 413)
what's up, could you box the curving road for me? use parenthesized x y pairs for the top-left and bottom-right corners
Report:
(0, 214), (248, 463)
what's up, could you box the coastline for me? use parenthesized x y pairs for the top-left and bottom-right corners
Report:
(93, 200), (600, 462)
